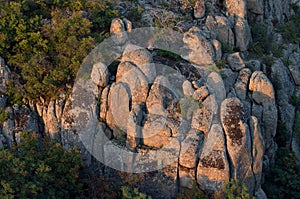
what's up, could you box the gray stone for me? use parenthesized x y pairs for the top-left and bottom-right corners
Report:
(182, 80), (195, 97)
(191, 96), (216, 134)
(183, 27), (214, 66)
(100, 86), (110, 122)
(146, 76), (177, 116)
(126, 104), (144, 149)
(224, 0), (247, 18)
(194, 0), (205, 19)
(221, 98), (255, 192)
(91, 62), (109, 87)
(246, 60), (261, 72)
(288, 65), (300, 86)
(121, 45), (155, 83)
(142, 114), (171, 148)
(227, 52), (246, 71)
(234, 17), (251, 51)
(206, 16), (235, 47)
(179, 168), (195, 189)
(255, 188), (268, 199)
(110, 18), (127, 45)
(249, 71), (275, 104)
(118, 65), (149, 105)
(197, 124), (230, 193)
(179, 129), (203, 168)
(206, 72), (226, 105)
(249, 116), (264, 191)
(234, 68), (252, 100)
(212, 39), (222, 60)
(192, 86), (209, 101)
(106, 83), (131, 132)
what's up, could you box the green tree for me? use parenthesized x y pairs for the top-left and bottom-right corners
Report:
(0, 131), (83, 198)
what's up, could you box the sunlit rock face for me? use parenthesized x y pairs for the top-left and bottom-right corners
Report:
(1, 0), (299, 196)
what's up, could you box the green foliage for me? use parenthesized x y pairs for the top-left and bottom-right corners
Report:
(263, 148), (300, 199)
(289, 94), (300, 109)
(294, 112), (300, 140)
(275, 122), (289, 147)
(248, 24), (270, 57)
(121, 186), (152, 199)
(176, 182), (208, 199)
(0, 108), (8, 123)
(278, 4), (300, 44)
(7, 81), (24, 106)
(215, 59), (227, 69)
(0, 0), (119, 101)
(177, 0), (198, 9)
(126, 5), (144, 26)
(156, 49), (182, 61)
(220, 41), (234, 54)
(0, 131), (83, 198)
(261, 55), (274, 68)
(223, 180), (250, 199)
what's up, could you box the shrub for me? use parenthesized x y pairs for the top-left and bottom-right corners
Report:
(263, 148), (300, 199)
(121, 186), (152, 199)
(0, 131), (83, 198)
(176, 182), (208, 199)
(223, 180), (250, 199)
(0, 108), (8, 123)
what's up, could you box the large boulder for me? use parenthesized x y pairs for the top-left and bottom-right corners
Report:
(224, 0), (247, 18)
(249, 116), (264, 191)
(249, 71), (277, 159)
(249, 71), (276, 104)
(206, 16), (235, 47)
(142, 114), (172, 148)
(126, 104), (144, 149)
(146, 76), (177, 116)
(121, 45), (155, 83)
(106, 83), (131, 133)
(235, 68), (252, 100)
(197, 124), (230, 193)
(234, 17), (251, 51)
(182, 27), (214, 66)
(191, 95), (216, 134)
(227, 52), (246, 71)
(194, 0), (206, 19)
(182, 80), (195, 97)
(179, 129), (204, 168)
(110, 18), (128, 45)
(91, 62), (109, 87)
(206, 72), (226, 106)
(221, 98), (255, 193)
(117, 64), (149, 105)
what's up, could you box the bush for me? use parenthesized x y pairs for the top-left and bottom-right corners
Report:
(0, 131), (83, 198)
(223, 180), (250, 199)
(263, 148), (300, 199)
(0, 108), (8, 123)
(0, 0), (119, 101)
(278, 4), (300, 44)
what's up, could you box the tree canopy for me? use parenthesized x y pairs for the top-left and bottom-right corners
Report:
(0, 0), (119, 101)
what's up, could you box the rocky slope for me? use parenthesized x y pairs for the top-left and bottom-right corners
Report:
(0, 0), (300, 198)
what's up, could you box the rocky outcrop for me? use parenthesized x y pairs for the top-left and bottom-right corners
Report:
(194, 0), (205, 19)
(2, 0), (298, 195)
(249, 71), (277, 160)
(197, 124), (230, 193)
(221, 98), (255, 193)
(182, 27), (214, 66)
(224, 0), (247, 18)
(206, 15), (235, 47)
